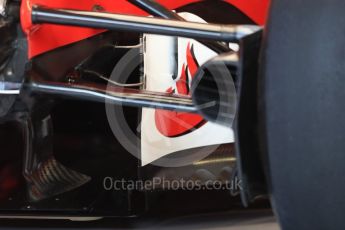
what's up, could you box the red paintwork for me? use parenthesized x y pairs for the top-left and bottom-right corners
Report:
(20, 0), (270, 58)
(155, 43), (206, 137)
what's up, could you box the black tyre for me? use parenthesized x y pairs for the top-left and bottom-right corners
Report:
(260, 0), (345, 229)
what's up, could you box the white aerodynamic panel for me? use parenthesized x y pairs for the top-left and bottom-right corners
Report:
(141, 12), (234, 166)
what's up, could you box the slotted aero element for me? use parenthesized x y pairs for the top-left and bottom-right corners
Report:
(22, 115), (91, 201)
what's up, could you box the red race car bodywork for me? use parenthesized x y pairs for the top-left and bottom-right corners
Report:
(20, 0), (270, 58)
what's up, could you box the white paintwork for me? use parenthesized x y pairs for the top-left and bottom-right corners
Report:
(141, 12), (234, 166)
